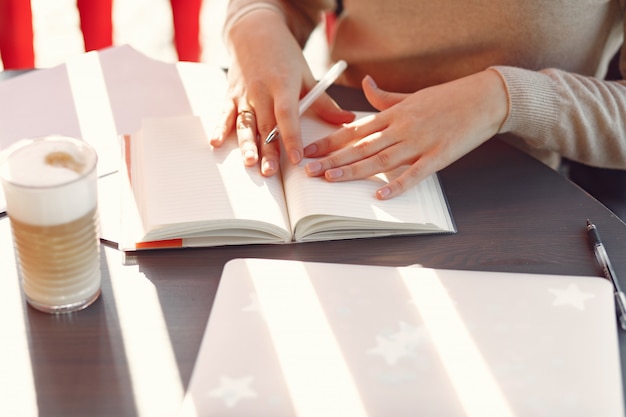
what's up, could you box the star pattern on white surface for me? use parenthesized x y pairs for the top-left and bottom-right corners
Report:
(368, 334), (415, 366)
(208, 375), (258, 408)
(548, 284), (595, 310)
(367, 321), (428, 366)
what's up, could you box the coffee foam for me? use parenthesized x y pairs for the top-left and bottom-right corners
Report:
(0, 137), (98, 226)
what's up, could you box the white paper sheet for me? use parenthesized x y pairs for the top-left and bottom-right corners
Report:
(0, 45), (227, 244)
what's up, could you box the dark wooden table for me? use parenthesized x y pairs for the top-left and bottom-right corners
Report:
(2, 77), (626, 417)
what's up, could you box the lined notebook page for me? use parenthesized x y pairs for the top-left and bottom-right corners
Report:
(282, 113), (453, 234)
(133, 116), (291, 240)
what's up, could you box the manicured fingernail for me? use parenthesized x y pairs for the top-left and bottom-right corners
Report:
(377, 186), (391, 199)
(306, 161), (322, 174)
(303, 144), (317, 157)
(365, 75), (377, 89)
(326, 168), (343, 179)
(289, 149), (302, 164)
(262, 159), (277, 175)
(210, 128), (223, 143)
(244, 149), (256, 161)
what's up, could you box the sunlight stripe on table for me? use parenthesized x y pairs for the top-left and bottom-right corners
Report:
(251, 260), (369, 417)
(0, 221), (38, 417)
(106, 252), (184, 417)
(401, 268), (515, 417)
(65, 51), (119, 177)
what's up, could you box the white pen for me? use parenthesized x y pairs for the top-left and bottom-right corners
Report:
(264, 59), (348, 144)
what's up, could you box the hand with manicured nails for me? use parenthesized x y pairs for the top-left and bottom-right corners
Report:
(211, 9), (354, 177)
(304, 69), (509, 200)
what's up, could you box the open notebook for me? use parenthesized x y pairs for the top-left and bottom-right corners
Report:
(179, 258), (624, 417)
(119, 113), (455, 250)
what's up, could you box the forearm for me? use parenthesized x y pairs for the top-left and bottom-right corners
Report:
(493, 65), (626, 169)
(225, 0), (334, 47)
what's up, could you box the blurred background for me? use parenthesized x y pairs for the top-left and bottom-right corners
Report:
(0, 0), (328, 75)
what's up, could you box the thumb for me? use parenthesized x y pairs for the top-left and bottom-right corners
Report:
(362, 75), (408, 111)
(310, 93), (356, 126)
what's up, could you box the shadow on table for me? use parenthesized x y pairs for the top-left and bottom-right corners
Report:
(24, 248), (137, 417)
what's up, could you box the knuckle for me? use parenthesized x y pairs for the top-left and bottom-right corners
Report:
(393, 176), (410, 195)
(373, 150), (392, 167)
(405, 162), (425, 181)
(236, 119), (252, 131)
(324, 155), (341, 169)
(257, 122), (275, 135)
(236, 114), (256, 130)
(353, 139), (374, 158)
(339, 161), (366, 180)
(339, 163), (357, 178)
(316, 135), (334, 151)
(245, 78), (264, 96)
(273, 102), (292, 120)
(396, 159), (431, 193)
(346, 123), (364, 137)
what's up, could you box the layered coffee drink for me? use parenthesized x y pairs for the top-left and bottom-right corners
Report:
(0, 136), (101, 313)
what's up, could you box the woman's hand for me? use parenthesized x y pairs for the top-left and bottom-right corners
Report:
(304, 69), (509, 199)
(210, 9), (354, 176)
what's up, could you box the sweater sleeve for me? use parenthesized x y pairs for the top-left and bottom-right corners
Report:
(491, 59), (626, 169)
(225, 0), (335, 47)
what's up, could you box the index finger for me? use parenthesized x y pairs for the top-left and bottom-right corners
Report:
(270, 94), (303, 165)
(303, 113), (383, 157)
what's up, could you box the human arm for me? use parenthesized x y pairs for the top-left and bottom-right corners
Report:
(304, 69), (509, 200)
(492, 62), (626, 169)
(304, 45), (626, 200)
(211, 0), (354, 175)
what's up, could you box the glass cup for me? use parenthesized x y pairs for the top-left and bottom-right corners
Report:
(0, 136), (101, 313)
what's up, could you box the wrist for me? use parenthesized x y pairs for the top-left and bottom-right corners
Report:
(224, 4), (286, 46)
(489, 66), (560, 142)
(482, 68), (510, 135)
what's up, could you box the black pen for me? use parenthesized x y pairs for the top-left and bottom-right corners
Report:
(586, 219), (626, 331)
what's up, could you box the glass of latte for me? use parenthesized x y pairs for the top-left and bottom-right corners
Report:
(0, 136), (101, 313)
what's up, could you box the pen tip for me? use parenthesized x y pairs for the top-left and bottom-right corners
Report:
(264, 131), (277, 145)
(586, 218), (591, 227)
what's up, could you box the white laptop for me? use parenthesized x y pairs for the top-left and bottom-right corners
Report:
(179, 258), (624, 417)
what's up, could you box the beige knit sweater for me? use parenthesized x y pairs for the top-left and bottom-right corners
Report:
(226, 0), (626, 169)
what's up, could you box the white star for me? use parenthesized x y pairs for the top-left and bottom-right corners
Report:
(549, 284), (595, 310)
(367, 322), (427, 365)
(208, 375), (258, 408)
(394, 321), (428, 349)
(368, 334), (415, 365)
